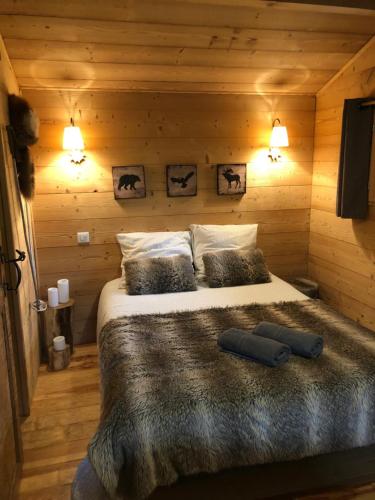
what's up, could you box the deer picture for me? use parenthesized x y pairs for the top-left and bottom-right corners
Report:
(222, 168), (241, 190)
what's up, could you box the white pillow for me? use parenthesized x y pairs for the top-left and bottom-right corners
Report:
(116, 231), (193, 288)
(189, 224), (258, 280)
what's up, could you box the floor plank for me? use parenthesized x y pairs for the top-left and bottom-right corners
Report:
(16, 344), (375, 499)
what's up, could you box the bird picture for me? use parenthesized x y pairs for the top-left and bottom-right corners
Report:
(171, 171), (195, 188)
(166, 164), (197, 197)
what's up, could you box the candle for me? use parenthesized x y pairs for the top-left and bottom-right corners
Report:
(57, 279), (69, 304)
(53, 336), (66, 352)
(48, 287), (59, 308)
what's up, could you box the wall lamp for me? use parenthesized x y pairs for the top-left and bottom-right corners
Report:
(268, 118), (289, 162)
(63, 118), (85, 164)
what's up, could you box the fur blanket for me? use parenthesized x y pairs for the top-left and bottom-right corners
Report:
(88, 300), (375, 499)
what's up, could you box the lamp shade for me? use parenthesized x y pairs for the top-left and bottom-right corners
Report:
(63, 125), (84, 151)
(270, 125), (289, 148)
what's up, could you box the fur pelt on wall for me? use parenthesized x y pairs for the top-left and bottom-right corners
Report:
(7, 94), (39, 199)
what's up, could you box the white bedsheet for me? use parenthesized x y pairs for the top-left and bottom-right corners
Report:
(97, 274), (308, 335)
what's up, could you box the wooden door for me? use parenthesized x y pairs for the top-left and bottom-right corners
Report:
(0, 219), (21, 498)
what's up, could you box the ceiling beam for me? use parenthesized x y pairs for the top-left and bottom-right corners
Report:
(166, 0), (375, 15)
(274, 1), (375, 10)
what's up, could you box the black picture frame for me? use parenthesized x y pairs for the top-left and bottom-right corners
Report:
(166, 164), (197, 197)
(112, 165), (146, 200)
(217, 163), (247, 196)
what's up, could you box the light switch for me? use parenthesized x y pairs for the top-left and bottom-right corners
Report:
(77, 231), (90, 244)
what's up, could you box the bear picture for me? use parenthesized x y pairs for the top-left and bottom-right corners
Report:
(112, 165), (146, 199)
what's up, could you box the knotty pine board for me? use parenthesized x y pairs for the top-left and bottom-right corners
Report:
(308, 37), (375, 332)
(24, 90), (315, 343)
(1, 1), (373, 94)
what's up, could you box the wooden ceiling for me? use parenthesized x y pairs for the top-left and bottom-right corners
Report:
(0, 0), (374, 95)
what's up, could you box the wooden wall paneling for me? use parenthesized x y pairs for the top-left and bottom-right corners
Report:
(11, 92), (317, 111)
(24, 89), (315, 343)
(35, 111), (315, 140)
(0, 177), (22, 500)
(34, 162), (313, 194)
(0, 35), (39, 412)
(369, 122), (375, 204)
(31, 187), (312, 221)
(10, 60), (336, 89)
(32, 141), (313, 168)
(34, 209), (311, 247)
(308, 36), (375, 331)
(14, 80), (323, 94)
(318, 283), (375, 331)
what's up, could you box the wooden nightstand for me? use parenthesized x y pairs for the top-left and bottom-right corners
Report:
(287, 278), (319, 299)
(41, 298), (74, 361)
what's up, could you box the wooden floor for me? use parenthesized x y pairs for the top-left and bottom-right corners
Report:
(17, 345), (100, 500)
(16, 344), (375, 500)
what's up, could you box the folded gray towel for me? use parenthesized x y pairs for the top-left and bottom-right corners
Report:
(253, 321), (323, 359)
(218, 328), (291, 367)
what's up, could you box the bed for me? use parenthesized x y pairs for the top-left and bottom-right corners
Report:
(72, 274), (375, 500)
(97, 274), (308, 332)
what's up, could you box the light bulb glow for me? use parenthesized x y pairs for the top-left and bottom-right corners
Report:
(269, 119), (289, 162)
(63, 123), (85, 164)
(63, 126), (84, 151)
(270, 125), (289, 148)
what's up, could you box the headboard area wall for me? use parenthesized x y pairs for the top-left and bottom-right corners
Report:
(25, 90), (315, 343)
(309, 37), (375, 331)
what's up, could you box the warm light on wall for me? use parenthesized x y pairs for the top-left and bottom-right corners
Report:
(63, 118), (85, 164)
(268, 118), (289, 162)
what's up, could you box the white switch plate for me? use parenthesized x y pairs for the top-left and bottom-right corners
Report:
(77, 231), (90, 244)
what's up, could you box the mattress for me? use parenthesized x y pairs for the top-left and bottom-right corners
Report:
(97, 274), (308, 334)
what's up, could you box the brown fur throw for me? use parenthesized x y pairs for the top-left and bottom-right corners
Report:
(203, 248), (271, 288)
(124, 254), (197, 295)
(8, 94), (39, 199)
(89, 299), (375, 499)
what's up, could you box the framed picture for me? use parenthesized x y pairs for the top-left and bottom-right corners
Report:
(112, 165), (146, 200)
(217, 163), (247, 196)
(166, 164), (197, 197)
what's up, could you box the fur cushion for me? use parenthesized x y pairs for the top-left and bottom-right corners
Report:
(203, 248), (271, 288)
(124, 254), (197, 295)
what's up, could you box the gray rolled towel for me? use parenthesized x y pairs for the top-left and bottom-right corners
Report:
(218, 328), (291, 368)
(253, 321), (323, 359)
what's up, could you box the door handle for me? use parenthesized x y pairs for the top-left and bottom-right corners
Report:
(1, 249), (26, 292)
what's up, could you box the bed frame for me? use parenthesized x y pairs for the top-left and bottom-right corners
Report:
(72, 445), (375, 499)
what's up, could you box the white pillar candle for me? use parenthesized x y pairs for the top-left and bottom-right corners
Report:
(53, 335), (66, 352)
(48, 287), (59, 308)
(57, 279), (69, 304)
